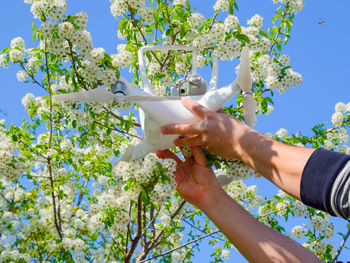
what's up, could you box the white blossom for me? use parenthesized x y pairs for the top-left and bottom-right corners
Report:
(292, 225), (306, 239)
(16, 70), (28, 82)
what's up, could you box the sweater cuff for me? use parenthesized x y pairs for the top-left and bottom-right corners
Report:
(300, 148), (350, 215)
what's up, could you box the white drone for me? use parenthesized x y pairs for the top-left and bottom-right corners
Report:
(54, 45), (257, 162)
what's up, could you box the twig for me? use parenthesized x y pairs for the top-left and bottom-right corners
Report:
(128, 8), (162, 65)
(0, 192), (12, 206)
(139, 200), (166, 244)
(93, 120), (142, 140)
(44, 49), (53, 149)
(209, 11), (219, 30)
(140, 230), (220, 262)
(183, 219), (225, 242)
(67, 41), (88, 90)
(102, 106), (141, 127)
(48, 158), (62, 240)
(268, 8), (288, 55)
(17, 136), (46, 159)
(44, 41), (63, 240)
(332, 227), (350, 263)
(76, 179), (88, 207)
(124, 196), (143, 263)
(142, 203), (147, 247)
(164, 0), (172, 25)
(20, 64), (47, 92)
(33, 232), (44, 262)
(125, 203), (132, 255)
(136, 200), (187, 262)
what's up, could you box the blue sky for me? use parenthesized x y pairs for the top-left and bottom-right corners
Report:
(1, 0), (350, 262)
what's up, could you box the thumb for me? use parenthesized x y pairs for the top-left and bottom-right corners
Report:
(181, 97), (212, 120)
(191, 146), (208, 167)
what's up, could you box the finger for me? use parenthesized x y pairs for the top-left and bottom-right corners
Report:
(191, 146), (208, 167)
(181, 97), (212, 120)
(156, 149), (182, 166)
(161, 123), (199, 135)
(174, 134), (204, 147)
(158, 150), (184, 186)
(217, 108), (225, 113)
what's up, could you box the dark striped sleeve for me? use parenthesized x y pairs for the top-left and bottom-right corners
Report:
(300, 148), (350, 218)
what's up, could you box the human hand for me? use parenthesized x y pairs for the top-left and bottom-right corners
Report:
(156, 146), (222, 209)
(161, 97), (250, 160)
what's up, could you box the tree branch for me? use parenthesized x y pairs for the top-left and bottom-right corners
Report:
(183, 219), (224, 242)
(93, 120), (142, 140)
(20, 64), (47, 92)
(332, 227), (350, 263)
(124, 196), (143, 263)
(48, 157), (63, 240)
(102, 106), (141, 128)
(268, 8), (289, 55)
(136, 200), (187, 262)
(76, 179), (88, 208)
(125, 203), (132, 255)
(67, 41), (88, 91)
(128, 7), (162, 65)
(44, 42), (63, 240)
(139, 230), (220, 262)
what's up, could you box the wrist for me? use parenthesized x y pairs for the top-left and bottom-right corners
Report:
(196, 186), (228, 215)
(229, 118), (253, 161)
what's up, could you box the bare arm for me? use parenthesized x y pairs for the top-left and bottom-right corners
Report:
(161, 97), (315, 200)
(157, 147), (321, 263)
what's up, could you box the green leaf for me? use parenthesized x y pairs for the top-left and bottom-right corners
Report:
(234, 1), (239, 11)
(228, 0), (234, 15)
(276, 42), (282, 51)
(12, 134), (18, 142)
(272, 14), (280, 24)
(259, 29), (268, 38)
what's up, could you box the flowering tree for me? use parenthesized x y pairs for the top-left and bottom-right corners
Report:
(0, 0), (349, 262)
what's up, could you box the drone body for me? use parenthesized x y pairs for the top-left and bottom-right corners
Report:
(54, 45), (256, 162)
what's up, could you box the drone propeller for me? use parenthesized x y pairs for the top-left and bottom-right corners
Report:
(243, 93), (257, 127)
(237, 47), (252, 93)
(115, 96), (182, 102)
(53, 88), (183, 103)
(53, 88), (115, 103)
(235, 47), (257, 127)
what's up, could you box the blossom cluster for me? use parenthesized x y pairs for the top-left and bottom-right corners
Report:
(110, 0), (153, 24)
(273, 0), (304, 14)
(253, 54), (303, 94)
(113, 153), (177, 204)
(0, 128), (26, 182)
(332, 102), (350, 127)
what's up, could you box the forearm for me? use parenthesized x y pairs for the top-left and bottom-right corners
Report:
(199, 189), (321, 263)
(234, 124), (315, 200)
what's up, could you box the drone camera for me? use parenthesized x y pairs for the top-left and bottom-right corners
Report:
(111, 80), (127, 96)
(174, 74), (207, 97)
(187, 74), (207, 96)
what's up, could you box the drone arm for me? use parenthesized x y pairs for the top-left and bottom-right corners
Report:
(237, 47), (252, 93)
(208, 56), (219, 91)
(199, 81), (240, 111)
(192, 52), (198, 75)
(138, 48), (154, 95)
